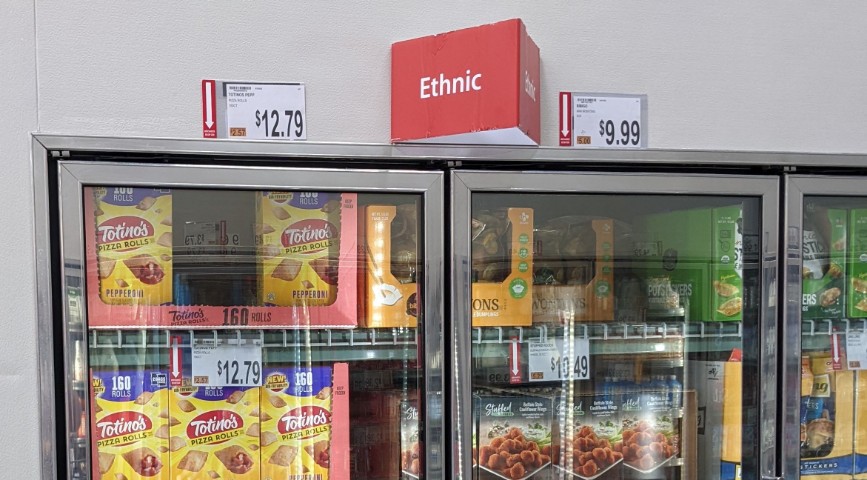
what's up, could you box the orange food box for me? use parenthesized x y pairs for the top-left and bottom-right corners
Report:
(90, 368), (170, 479)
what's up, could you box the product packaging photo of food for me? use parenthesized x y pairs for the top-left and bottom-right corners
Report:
(475, 395), (553, 480)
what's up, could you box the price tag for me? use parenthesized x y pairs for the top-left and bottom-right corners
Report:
(224, 82), (306, 140)
(846, 330), (867, 370)
(527, 337), (590, 382)
(191, 343), (262, 386)
(559, 92), (647, 148)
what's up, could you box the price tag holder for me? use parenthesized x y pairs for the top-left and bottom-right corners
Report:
(527, 337), (590, 382)
(219, 82), (306, 140)
(191, 343), (263, 386)
(846, 330), (867, 370)
(559, 92), (647, 148)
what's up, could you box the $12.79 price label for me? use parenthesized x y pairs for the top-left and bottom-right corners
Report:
(225, 83), (306, 140)
(528, 337), (591, 382)
(191, 343), (262, 386)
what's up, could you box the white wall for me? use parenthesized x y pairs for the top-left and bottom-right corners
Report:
(5, 0), (867, 477)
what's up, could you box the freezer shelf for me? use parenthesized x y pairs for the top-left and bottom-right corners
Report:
(801, 318), (867, 351)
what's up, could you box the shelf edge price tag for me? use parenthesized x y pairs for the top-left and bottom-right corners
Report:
(559, 91), (647, 148)
(191, 343), (262, 386)
(215, 81), (306, 140)
(845, 330), (867, 370)
(527, 337), (591, 382)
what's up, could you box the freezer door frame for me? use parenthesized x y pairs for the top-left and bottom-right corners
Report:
(451, 170), (781, 480)
(38, 151), (445, 480)
(783, 175), (867, 479)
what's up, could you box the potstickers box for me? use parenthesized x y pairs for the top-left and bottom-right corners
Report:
(91, 369), (171, 479)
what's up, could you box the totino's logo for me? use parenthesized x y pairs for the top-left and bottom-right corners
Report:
(97, 216), (153, 250)
(96, 412), (152, 444)
(278, 406), (331, 438)
(187, 411), (242, 443)
(281, 219), (336, 253)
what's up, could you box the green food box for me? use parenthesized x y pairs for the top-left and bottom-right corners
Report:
(802, 205), (846, 319)
(848, 209), (867, 318)
(712, 205), (744, 322)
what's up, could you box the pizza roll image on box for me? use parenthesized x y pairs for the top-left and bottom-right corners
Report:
(258, 192), (347, 307)
(260, 364), (350, 480)
(89, 187), (172, 306)
(168, 380), (260, 480)
(90, 369), (170, 479)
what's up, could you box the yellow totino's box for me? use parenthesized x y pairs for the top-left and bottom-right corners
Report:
(169, 380), (260, 480)
(471, 208), (534, 327)
(91, 187), (173, 306)
(361, 205), (419, 328)
(532, 219), (615, 323)
(90, 369), (171, 479)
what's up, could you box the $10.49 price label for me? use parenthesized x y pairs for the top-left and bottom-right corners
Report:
(528, 337), (591, 382)
(191, 343), (262, 386)
(560, 92), (647, 148)
(225, 83), (306, 140)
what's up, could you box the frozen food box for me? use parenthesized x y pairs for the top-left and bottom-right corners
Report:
(553, 387), (622, 479)
(854, 371), (867, 477)
(800, 354), (854, 479)
(618, 386), (679, 475)
(349, 390), (401, 479)
(472, 208), (534, 327)
(260, 364), (349, 480)
(257, 192), (358, 326)
(848, 208), (867, 318)
(475, 394), (553, 480)
(168, 380), (260, 480)
(687, 358), (742, 480)
(532, 218), (614, 323)
(89, 187), (173, 306)
(712, 205), (744, 322)
(361, 204), (420, 328)
(802, 205), (846, 319)
(90, 368), (170, 480)
(400, 397), (423, 478)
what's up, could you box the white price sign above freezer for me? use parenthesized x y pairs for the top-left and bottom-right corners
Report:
(527, 337), (590, 382)
(191, 343), (262, 386)
(559, 92), (647, 148)
(845, 330), (867, 370)
(224, 82), (306, 140)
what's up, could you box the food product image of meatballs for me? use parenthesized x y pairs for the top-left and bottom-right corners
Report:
(614, 420), (678, 473)
(477, 427), (551, 479)
(401, 441), (423, 476)
(557, 425), (623, 478)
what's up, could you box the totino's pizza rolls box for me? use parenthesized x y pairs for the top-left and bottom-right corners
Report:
(260, 364), (349, 480)
(89, 187), (173, 306)
(532, 218), (615, 323)
(391, 18), (540, 145)
(361, 204), (420, 328)
(802, 205), (846, 319)
(91, 368), (170, 479)
(257, 192), (357, 327)
(471, 208), (534, 326)
(168, 380), (260, 480)
(801, 354), (854, 479)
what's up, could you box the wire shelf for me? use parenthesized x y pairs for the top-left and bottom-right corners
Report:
(473, 322), (742, 344)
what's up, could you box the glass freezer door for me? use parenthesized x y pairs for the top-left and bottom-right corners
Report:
(453, 171), (779, 480)
(57, 163), (444, 480)
(786, 176), (867, 480)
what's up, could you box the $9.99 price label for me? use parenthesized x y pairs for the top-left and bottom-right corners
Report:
(224, 83), (306, 140)
(191, 343), (263, 386)
(560, 92), (647, 148)
(527, 337), (591, 382)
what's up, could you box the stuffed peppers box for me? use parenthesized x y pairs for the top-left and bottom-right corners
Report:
(91, 368), (171, 479)
(532, 218), (614, 323)
(475, 394), (553, 479)
(168, 379), (260, 480)
(472, 208), (534, 326)
(361, 204), (419, 328)
(849, 209), (867, 318)
(800, 354), (854, 479)
(802, 205), (846, 319)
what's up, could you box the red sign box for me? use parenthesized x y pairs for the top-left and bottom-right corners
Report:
(391, 19), (540, 145)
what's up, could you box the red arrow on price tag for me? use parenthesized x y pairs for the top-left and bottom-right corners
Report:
(509, 337), (522, 384)
(202, 79), (217, 138)
(170, 336), (183, 386)
(559, 92), (572, 146)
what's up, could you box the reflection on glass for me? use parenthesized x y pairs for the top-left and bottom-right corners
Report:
(471, 194), (759, 480)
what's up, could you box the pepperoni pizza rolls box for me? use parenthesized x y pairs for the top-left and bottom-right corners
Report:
(260, 364), (350, 480)
(168, 380), (260, 480)
(475, 394), (553, 480)
(90, 368), (170, 479)
(362, 204), (420, 328)
(89, 187), (173, 306)
(258, 192), (358, 326)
